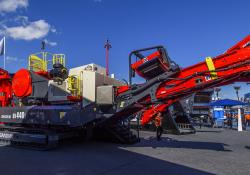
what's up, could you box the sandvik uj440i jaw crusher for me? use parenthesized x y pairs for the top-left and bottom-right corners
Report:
(0, 36), (250, 149)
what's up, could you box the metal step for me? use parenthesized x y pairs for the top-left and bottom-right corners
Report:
(176, 123), (196, 134)
(108, 125), (139, 144)
(94, 123), (139, 144)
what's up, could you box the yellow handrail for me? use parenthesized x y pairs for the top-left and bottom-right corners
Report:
(53, 54), (65, 67)
(28, 52), (66, 72)
(28, 52), (49, 72)
(67, 75), (81, 97)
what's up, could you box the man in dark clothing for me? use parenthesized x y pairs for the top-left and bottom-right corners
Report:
(228, 113), (233, 129)
(199, 115), (204, 129)
(155, 113), (163, 141)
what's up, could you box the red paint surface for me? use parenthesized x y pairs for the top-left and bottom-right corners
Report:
(12, 69), (32, 98)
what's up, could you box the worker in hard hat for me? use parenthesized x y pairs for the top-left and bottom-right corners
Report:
(155, 112), (163, 141)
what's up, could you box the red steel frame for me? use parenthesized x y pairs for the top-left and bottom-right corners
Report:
(131, 50), (170, 79)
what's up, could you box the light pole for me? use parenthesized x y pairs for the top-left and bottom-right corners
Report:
(233, 86), (241, 101)
(214, 87), (221, 100)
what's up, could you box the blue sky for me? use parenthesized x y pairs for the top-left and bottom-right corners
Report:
(0, 0), (250, 99)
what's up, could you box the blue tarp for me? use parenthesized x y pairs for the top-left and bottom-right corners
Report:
(209, 99), (246, 106)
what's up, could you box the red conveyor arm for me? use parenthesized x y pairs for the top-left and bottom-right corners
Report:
(139, 35), (250, 125)
(116, 35), (250, 125)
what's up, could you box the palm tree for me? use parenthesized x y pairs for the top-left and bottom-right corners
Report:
(233, 86), (241, 101)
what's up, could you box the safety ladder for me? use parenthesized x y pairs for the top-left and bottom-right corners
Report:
(28, 52), (49, 72)
(67, 75), (81, 97)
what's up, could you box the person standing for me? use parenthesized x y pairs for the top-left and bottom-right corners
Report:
(246, 114), (250, 127)
(209, 112), (215, 128)
(228, 113), (233, 129)
(199, 115), (204, 129)
(155, 112), (163, 141)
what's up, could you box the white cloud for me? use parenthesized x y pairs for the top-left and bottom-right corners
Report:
(50, 27), (56, 33)
(0, 1), (56, 41)
(5, 56), (25, 64)
(0, 0), (28, 13)
(6, 56), (18, 62)
(3, 20), (51, 40)
(14, 15), (29, 25)
(44, 39), (57, 47)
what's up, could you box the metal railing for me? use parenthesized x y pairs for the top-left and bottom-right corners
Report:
(52, 54), (65, 67)
(28, 52), (66, 72)
(28, 52), (50, 72)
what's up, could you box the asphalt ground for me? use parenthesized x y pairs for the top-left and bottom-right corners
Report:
(0, 127), (249, 175)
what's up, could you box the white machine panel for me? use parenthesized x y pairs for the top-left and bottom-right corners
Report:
(69, 64), (124, 105)
(70, 63), (106, 75)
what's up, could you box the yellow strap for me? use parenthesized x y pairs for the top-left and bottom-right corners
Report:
(205, 57), (217, 79)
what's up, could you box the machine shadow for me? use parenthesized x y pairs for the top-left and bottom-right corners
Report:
(195, 130), (223, 133)
(128, 136), (231, 152)
(0, 141), (216, 175)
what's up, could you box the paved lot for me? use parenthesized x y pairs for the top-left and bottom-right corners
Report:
(0, 127), (250, 175)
